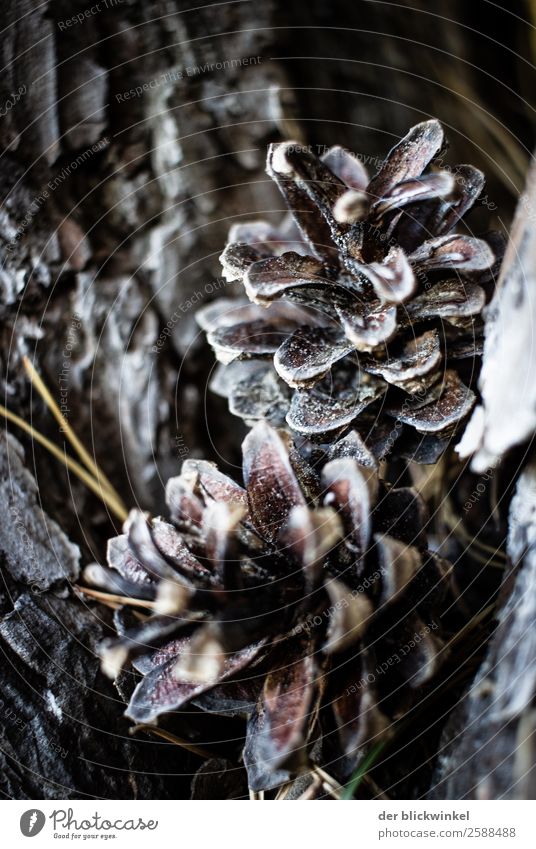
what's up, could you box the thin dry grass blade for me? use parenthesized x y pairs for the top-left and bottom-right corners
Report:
(131, 724), (213, 759)
(23, 356), (124, 506)
(75, 585), (157, 610)
(0, 403), (128, 522)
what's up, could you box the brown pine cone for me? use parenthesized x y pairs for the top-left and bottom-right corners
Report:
(201, 121), (501, 461)
(86, 422), (455, 791)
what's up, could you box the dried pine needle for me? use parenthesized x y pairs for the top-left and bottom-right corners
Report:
(249, 789), (265, 800)
(75, 585), (157, 610)
(22, 355), (121, 503)
(314, 765), (343, 794)
(0, 402), (128, 522)
(130, 724), (213, 759)
(294, 776), (322, 801)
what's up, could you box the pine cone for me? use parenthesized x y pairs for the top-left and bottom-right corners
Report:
(201, 120), (500, 460)
(87, 423), (455, 792)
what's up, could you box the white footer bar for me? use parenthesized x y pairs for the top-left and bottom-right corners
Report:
(2, 799), (534, 847)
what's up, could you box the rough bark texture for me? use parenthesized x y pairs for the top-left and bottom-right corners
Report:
(0, 590), (199, 800)
(430, 462), (536, 799)
(1, 0), (288, 800)
(1, 0), (291, 514)
(1, 0), (536, 799)
(428, 110), (536, 797)
(0, 434), (80, 590)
